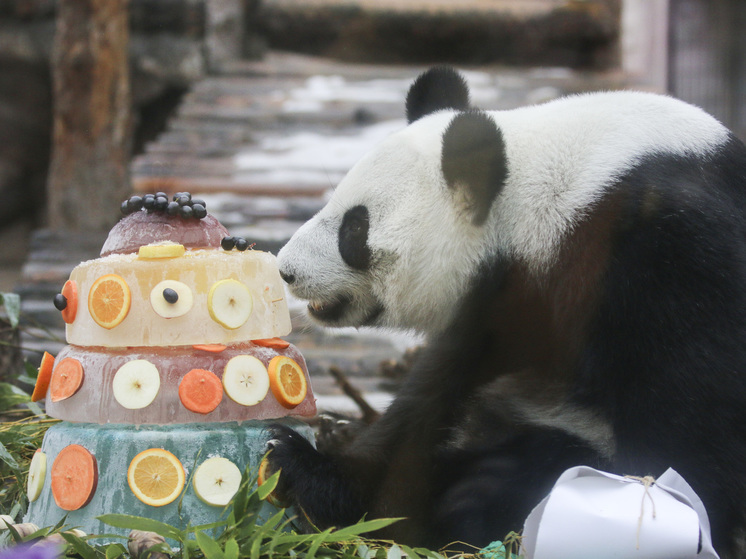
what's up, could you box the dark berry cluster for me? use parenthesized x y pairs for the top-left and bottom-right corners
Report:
(120, 192), (208, 219)
(221, 236), (254, 251)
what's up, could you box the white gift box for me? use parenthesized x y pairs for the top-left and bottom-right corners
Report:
(521, 466), (719, 559)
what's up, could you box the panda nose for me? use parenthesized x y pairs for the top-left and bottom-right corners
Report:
(279, 270), (295, 284)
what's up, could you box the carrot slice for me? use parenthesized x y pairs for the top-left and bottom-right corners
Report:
(49, 358), (84, 402)
(267, 356), (307, 409)
(31, 352), (55, 402)
(253, 338), (290, 350)
(178, 369), (223, 414)
(51, 444), (98, 510)
(192, 344), (227, 353)
(60, 280), (78, 324)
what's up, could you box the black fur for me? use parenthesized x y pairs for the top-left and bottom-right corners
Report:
(441, 110), (508, 225)
(339, 205), (372, 270)
(405, 66), (470, 123)
(269, 71), (746, 556)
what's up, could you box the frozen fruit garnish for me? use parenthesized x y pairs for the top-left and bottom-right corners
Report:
(101, 210), (230, 256)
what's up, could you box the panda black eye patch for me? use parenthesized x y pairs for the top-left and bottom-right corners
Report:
(339, 205), (371, 270)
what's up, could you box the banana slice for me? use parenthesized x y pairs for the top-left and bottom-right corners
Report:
(193, 457), (242, 506)
(112, 360), (161, 409)
(27, 449), (47, 502)
(150, 279), (193, 318)
(222, 355), (269, 406)
(208, 279), (253, 329)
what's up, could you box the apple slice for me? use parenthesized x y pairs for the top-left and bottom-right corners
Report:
(208, 279), (253, 329)
(112, 360), (161, 409)
(27, 449), (47, 502)
(222, 355), (269, 406)
(150, 279), (193, 318)
(193, 457), (242, 506)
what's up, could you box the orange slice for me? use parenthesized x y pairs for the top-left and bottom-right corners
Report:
(88, 273), (131, 329)
(49, 357), (84, 402)
(60, 280), (78, 324)
(267, 356), (307, 408)
(31, 351), (55, 402)
(51, 444), (98, 511)
(257, 455), (284, 506)
(178, 369), (223, 414)
(253, 338), (290, 350)
(127, 448), (185, 507)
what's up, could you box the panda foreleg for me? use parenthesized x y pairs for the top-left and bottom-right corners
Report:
(432, 428), (608, 548)
(265, 423), (367, 529)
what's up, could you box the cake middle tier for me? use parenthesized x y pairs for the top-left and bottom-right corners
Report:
(44, 343), (316, 424)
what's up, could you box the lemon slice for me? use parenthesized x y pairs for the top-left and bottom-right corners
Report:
(127, 448), (185, 507)
(137, 243), (186, 260)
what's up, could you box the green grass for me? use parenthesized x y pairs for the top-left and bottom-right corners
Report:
(0, 293), (520, 558)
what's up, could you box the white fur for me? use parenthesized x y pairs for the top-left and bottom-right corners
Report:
(278, 90), (730, 336)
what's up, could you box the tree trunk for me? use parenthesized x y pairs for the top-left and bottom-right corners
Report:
(47, 0), (132, 232)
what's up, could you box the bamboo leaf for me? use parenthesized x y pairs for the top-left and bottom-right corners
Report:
(104, 543), (127, 559)
(97, 514), (183, 541)
(256, 469), (280, 501)
(0, 440), (20, 470)
(330, 517), (403, 540)
(399, 545), (422, 559)
(196, 530), (225, 559)
(224, 537), (239, 559)
(306, 528), (334, 559)
(387, 544), (403, 559)
(0, 293), (21, 329)
(61, 531), (101, 559)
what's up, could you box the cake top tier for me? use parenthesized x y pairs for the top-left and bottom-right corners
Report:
(57, 193), (292, 347)
(101, 193), (229, 256)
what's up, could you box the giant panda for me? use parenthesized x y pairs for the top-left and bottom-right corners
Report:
(269, 67), (746, 557)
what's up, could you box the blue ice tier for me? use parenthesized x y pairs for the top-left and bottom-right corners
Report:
(25, 419), (314, 537)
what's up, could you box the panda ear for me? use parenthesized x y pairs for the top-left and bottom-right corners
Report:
(405, 66), (470, 123)
(441, 110), (507, 226)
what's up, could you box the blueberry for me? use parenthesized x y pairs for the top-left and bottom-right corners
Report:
(235, 237), (249, 251)
(143, 195), (156, 210)
(163, 288), (179, 304)
(192, 203), (207, 219)
(155, 191), (167, 199)
(53, 293), (67, 311)
(120, 200), (130, 215)
(155, 196), (169, 211)
(179, 205), (194, 219)
(221, 236), (235, 250)
(129, 195), (144, 211)
(177, 195), (191, 207)
(166, 201), (180, 216)
(191, 198), (206, 208)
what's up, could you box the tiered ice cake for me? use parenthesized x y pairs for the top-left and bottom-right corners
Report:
(24, 193), (315, 535)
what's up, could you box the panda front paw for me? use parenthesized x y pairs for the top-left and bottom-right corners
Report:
(263, 423), (365, 528)
(264, 423), (320, 499)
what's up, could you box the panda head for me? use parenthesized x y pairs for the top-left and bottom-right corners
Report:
(278, 67), (508, 335)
